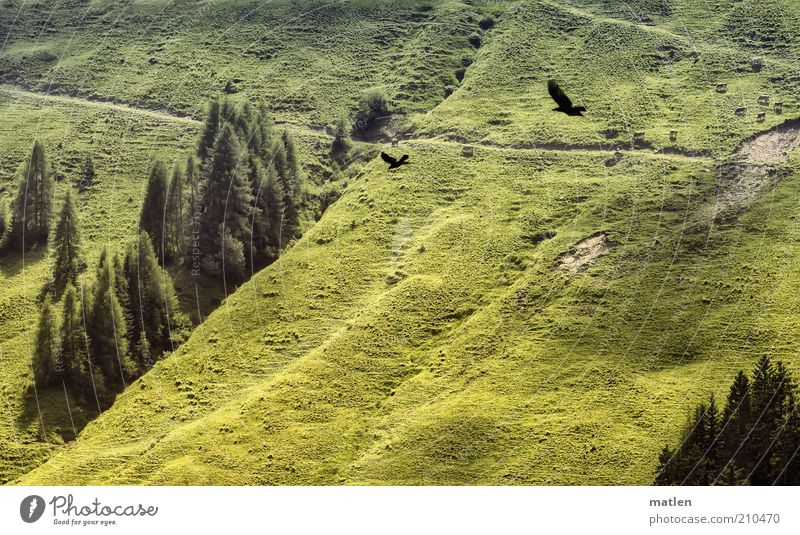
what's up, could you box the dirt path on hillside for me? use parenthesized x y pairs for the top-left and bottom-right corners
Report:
(711, 120), (800, 220)
(2, 85), (713, 162)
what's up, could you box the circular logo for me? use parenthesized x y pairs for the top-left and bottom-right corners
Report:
(20, 495), (45, 523)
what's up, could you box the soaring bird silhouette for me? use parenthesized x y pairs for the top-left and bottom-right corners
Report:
(381, 152), (409, 170)
(548, 80), (586, 116)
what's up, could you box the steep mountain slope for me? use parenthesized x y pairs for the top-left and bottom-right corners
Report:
(4, 0), (800, 484)
(20, 129), (800, 484)
(0, 86), (359, 482)
(420, 0), (800, 152)
(0, 0), (480, 123)
(0, 0), (486, 482)
(18, 141), (712, 484)
(0, 86), (199, 482)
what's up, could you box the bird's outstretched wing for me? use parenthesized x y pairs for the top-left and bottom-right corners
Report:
(398, 154), (409, 164)
(548, 80), (573, 109)
(381, 152), (398, 165)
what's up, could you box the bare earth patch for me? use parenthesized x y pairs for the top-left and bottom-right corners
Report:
(736, 123), (800, 164)
(712, 121), (800, 219)
(557, 232), (611, 272)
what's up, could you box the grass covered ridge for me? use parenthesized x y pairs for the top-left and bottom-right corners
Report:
(0, 86), (356, 482)
(0, 0), (483, 124)
(2, 0), (800, 484)
(20, 138), (800, 484)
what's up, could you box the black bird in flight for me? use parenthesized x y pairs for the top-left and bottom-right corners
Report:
(381, 152), (409, 170)
(548, 80), (586, 117)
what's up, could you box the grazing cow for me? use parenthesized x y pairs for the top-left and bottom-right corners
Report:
(752, 57), (763, 72)
(391, 137), (398, 147)
(735, 106), (747, 116)
(669, 130), (678, 141)
(716, 83), (728, 93)
(758, 95), (770, 105)
(757, 112), (766, 122)
(774, 101), (784, 113)
(461, 145), (475, 157)
(634, 131), (645, 140)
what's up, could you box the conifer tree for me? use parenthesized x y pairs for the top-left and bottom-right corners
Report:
(190, 97), (306, 277)
(654, 445), (677, 486)
(198, 97), (221, 161)
(758, 361), (794, 483)
(7, 140), (55, 250)
(249, 103), (271, 160)
(112, 252), (132, 339)
(123, 231), (187, 370)
(271, 137), (288, 185)
(656, 358), (800, 486)
(270, 134), (294, 246)
(165, 164), (185, 263)
(52, 189), (83, 297)
(246, 155), (267, 266)
(219, 98), (239, 130)
(199, 124), (254, 279)
(32, 296), (58, 386)
(139, 160), (169, 264)
(253, 102), (274, 160)
(699, 396), (722, 485)
(186, 155), (199, 223)
(279, 131), (303, 246)
(250, 158), (282, 266)
(748, 356), (782, 484)
(235, 101), (255, 143)
(58, 284), (93, 394)
(134, 331), (153, 371)
(655, 397), (722, 485)
(284, 131), (302, 185)
(0, 198), (7, 246)
(720, 370), (752, 471)
(720, 463), (745, 486)
(87, 247), (135, 392)
(185, 156), (200, 268)
(124, 232), (164, 367)
(263, 164), (283, 248)
(771, 388), (800, 485)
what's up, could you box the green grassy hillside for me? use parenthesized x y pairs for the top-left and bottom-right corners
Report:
(0, 87), (199, 482)
(0, 86), (361, 482)
(419, 0), (800, 152)
(0, 0), (480, 124)
(19, 135), (800, 485)
(3, 0), (800, 485)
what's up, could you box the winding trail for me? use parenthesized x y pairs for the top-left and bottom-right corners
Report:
(543, 0), (800, 74)
(2, 84), (712, 162)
